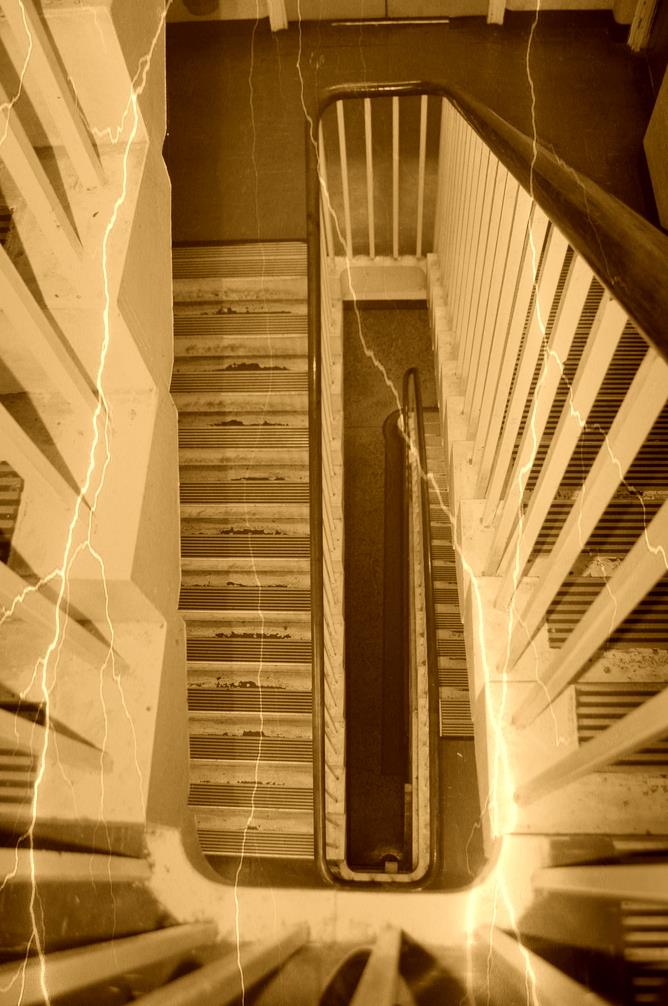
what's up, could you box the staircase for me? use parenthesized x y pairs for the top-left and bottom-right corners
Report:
(423, 411), (473, 739)
(171, 242), (315, 863)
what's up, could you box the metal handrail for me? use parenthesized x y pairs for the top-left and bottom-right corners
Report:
(402, 366), (442, 884)
(307, 80), (668, 888)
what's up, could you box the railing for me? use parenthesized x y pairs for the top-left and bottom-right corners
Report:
(402, 368), (441, 880)
(309, 80), (668, 884)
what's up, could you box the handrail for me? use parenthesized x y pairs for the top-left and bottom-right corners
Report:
(307, 80), (668, 887)
(402, 366), (442, 883)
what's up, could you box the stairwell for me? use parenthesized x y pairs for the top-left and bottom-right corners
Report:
(171, 242), (315, 866)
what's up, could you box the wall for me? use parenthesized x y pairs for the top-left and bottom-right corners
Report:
(165, 12), (659, 245)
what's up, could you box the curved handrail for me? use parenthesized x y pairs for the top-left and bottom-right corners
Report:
(402, 367), (442, 884)
(307, 80), (668, 888)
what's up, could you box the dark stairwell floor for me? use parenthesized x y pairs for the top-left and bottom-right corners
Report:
(343, 302), (485, 886)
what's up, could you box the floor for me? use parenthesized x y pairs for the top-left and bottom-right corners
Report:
(165, 12), (663, 246)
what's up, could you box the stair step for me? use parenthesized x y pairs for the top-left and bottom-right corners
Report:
(189, 782), (313, 811)
(193, 807), (313, 835)
(188, 711), (312, 739)
(178, 425), (309, 450)
(173, 242), (307, 280)
(197, 828), (314, 859)
(189, 735), (312, 762)
(177, 411), (308, 430)
(181, 533), (310, 561)
(180, 585), (310, 612)
(188, 686), (311, 714)
(171, 371), (307, 394)
(438, 665), (469, 689)
(188, 663), (312, 692)
(181, 570), (310, 591)
(186, 637), (311, 663)
(180, 481), (309, 506)
(189, 759), (312, 788)
(179, 464), (309, 484)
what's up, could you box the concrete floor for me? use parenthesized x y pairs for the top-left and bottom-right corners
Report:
(166, 12), (662, 245)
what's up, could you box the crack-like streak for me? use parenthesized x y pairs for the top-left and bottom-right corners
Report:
(0, 4), (171, 1002)
(232, 6), (266, 1001)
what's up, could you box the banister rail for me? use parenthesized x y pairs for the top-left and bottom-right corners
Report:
(402, 367), (441, 883)
(308, 80), (668, 886)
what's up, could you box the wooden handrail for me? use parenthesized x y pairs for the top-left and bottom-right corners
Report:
(307, 80), (668, 888)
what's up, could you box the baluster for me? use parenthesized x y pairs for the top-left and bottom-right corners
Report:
(482, 225), (568, 528)
(488, 252), (593, 577)
(516, 684), (668, 805)
(454, 132), (485, 374)
(364, 98), (376, 259)
(442, 111), (467, 297)
(462, 158), (504, 411)
(350, 925), (402, 1006)
(432, 98), (448, 259)
(318, 123), (335, 260)
(514, 499), (668, 728)
(469, 182), (530, 440)
(475, 205), (550, 495)
(0, 849), (149, 883)
(501, 297), (657, 615)
(457, 142), (493, 381)
(532, 863), (668, 904)
(0, 924), (219, 1006)
(0, 706), (109, 772)
(416, 94), (428, 258)
(336, 101), (353, 258)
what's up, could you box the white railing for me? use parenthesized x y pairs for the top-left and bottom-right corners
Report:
(319, 216), (346, 865)
(427, 95), (668, 833)
(320, 93), (438, 266)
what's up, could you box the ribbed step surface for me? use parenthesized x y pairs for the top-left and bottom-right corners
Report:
(197, 829), (314, 858)
(425, 413), (473, 738)
(174, 241), (314, 864)
(576, 682), (668, 768)
(173, 242), (307, 279)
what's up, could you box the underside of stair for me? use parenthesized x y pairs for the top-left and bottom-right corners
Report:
(172, 242), (314, 862)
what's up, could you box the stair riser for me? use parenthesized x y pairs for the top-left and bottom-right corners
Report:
(188, 711), (312, 739)
(185, 619), (311, 639)
(175, 336), (308, 359)
(180, 557), (311, 575)
(172, 392), (308, 412)
(174, 353), (307, 372)
(181, 569), (310, 589)
(189, 761), (313, 788)
(173, 277), (308, 302)
(188, 664), (312, 690)
(191, 807), (313, 835)
(178, 455), (309, 474)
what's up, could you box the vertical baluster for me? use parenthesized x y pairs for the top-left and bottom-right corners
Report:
(364, 98), (375, 259)
(482, 226), (569, 528)
(532, 863), (668, 903)
(504, 295), (627, 661)
(514, 499), (668, 728)
(442, 111), (467, 297)
(491, 255), (594, 587)
(460, 149), (497, 391)
(475, 205), (550, 495)
(392, 96), (400, 259)
(454, 131), (484, 372)
(510, 347), (668, 664)
(463, 165), (510, 419)
(416, 94), (428, 258)
(469, 182), (528, 438)
(336, 101), (353, 258)
(432, 98), (448, 259)
(318, 122), (335, 260)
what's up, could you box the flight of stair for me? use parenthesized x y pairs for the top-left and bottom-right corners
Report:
(423, 410), (473, 739)
(171, 242), (314, 861)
